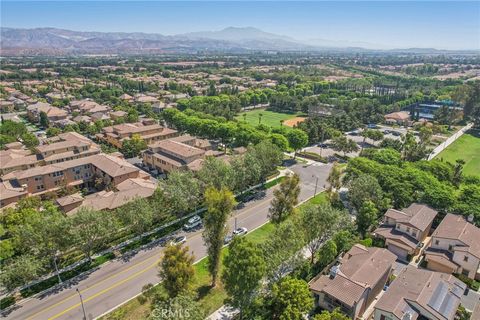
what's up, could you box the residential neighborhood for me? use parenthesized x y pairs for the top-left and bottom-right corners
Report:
(0, 2), (479, 320)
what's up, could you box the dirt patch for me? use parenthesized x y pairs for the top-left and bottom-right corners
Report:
(284, 117), (307, 127)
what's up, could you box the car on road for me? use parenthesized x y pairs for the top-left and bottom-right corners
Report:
(391, 131), (402, 137)
(318, 143), (328, 148)
(367, 124), (378, 129)
(348, 130), (360, 136)
(233, 227), (248, 236)
(183, 215), (202, 231)
(169, 235), (187, 246)
(224, 235), (233, 244)
(383, 129), (391, 134)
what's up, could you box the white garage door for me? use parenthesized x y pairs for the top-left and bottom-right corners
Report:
(388, 244), (408, 261)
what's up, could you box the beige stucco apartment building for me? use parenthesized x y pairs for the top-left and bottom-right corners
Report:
(97, 118), (179, 148)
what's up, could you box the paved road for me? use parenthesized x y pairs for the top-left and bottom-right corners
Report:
(4, 162), (332, 320)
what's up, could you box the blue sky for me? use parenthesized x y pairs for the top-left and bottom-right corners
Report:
(2, 1), (479, 50)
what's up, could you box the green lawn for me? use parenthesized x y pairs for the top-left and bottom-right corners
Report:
(435, 130), (480, 177)
(235, 109), (304, 128)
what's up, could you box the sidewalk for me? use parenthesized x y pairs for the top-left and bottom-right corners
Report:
(427, 123), (473, 160)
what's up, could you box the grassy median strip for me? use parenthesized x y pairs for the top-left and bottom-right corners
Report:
(101, 192), (327, 320)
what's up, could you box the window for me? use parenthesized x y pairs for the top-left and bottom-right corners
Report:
(464, 256), (469, 262)
(435, 240), (439, 245)
(412, 231), (417, 238)
(462, 269), (470, 276)
(406, 227), (410, 232)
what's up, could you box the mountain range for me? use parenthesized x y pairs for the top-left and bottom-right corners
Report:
(0, 26), (473, 56)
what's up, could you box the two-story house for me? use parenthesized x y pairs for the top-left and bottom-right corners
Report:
(373, 203), (438, 261)
(374, 266), (466, 320)
(425, 214), (480, 280)
(309, 244), (397, 319)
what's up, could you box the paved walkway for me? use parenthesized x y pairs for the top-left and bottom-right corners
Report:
(427, 123), (473, 160)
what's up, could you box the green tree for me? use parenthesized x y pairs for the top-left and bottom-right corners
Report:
(159, 244), (195, 298)
(222, 237), (266, 319)
(360, 129), (384, 154)
(247, 140), (283, 180)
(46, 127), (62, 137)
(263, 220), (304, 284)
(347, 174), (386, 211)
(331, 135), (359, 157)
(160, 170), (202, 215)
(0, 254), (45, 292)
(269, 174), (300, 223)
(287, 129), (308, 159)
(21, 132), (39, 149)
(269, 277), (313, 320)
(313, 308), (350, 320)
(121, 133), (147, 158)
(452, 159), (465, 187)
(39, 111), (50, 128)
(299, 203), (344, 264)
(326, 163), (343, 203)
(357, 200), (379, 236)
(116, 197), (154, 234)
(317, 240), (338, 270)
(69, 207), (117, 263)
(203, 187), (236, 287)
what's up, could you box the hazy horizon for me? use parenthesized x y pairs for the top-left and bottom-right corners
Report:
(2, 1), (479, 50)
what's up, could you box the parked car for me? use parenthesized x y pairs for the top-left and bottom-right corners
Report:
(224, 235), (233, 244)
(183, 215), (202, 231)
(383, 129), (391, 134)
(367, 124), (378, 129)
(391, 131), (402, 137)
(170, 235), (187, 246)
(318, 143), (328, 148)
(233, 227), (248, 237)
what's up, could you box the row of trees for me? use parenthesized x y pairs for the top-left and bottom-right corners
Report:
(154, 174), (353, 319)
(0, 140), (283, 292)
(163, 108), (308, 154)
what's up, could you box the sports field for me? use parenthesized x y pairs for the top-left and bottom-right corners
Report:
(236, 109), (306, 128)
(435, 130), (480, 177)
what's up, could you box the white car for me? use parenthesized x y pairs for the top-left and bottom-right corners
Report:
(183, 215), (202, 231)
(170, 235), (187, 246)
(233, 227), (248, 237)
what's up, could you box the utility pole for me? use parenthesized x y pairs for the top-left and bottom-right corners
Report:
(313, 175), (319, 197)
(76, 288), (87, 320)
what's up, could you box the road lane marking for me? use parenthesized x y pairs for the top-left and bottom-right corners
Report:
(48, 258), (161, 320)
(25, 254), (159, 320)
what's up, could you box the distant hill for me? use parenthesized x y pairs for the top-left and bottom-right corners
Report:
(1, 27), (475, 56)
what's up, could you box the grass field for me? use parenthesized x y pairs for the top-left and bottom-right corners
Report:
(236, 109), (305, 128)
(435, 130), (480, 177)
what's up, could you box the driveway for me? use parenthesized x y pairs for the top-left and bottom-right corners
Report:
(461, 288), (480, 312)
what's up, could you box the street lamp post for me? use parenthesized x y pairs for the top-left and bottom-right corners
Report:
(53, 251), (62, 284)
(76, 288), (87, 320)
(312, 175), (319, 197)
